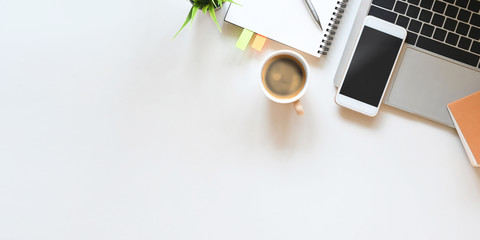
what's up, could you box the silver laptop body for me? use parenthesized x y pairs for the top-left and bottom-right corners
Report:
(334, 0), (480, 127)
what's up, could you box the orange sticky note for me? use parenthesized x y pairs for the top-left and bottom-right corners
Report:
(251, 34), (267, 51)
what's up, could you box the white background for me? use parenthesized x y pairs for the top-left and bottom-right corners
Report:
(1, 0), (479, 239)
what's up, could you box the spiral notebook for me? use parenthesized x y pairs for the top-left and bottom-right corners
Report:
(225, 0), (349, 57)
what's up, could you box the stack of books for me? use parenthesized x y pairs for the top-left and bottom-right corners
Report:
(447, 91), (480, 167)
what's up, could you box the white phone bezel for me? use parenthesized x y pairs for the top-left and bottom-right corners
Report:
(335, 16), (407, 117)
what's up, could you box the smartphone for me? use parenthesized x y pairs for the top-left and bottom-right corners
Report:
(335, 16), (407, 117)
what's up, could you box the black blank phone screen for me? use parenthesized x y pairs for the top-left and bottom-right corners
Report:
(339, 26), (403, 107)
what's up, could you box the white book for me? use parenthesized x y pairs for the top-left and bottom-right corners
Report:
(225, 0), (349, 57)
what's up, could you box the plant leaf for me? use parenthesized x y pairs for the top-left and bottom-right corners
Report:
(210, 0), (218, 8)
(209, 6), (221, 32)
(189, 6), (199, 29)
(202, 5), (208, 14)
(225, 0), (240, 6)
(173, 7), (194, 39)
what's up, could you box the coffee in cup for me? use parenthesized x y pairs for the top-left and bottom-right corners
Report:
(260, 50), (310, 115)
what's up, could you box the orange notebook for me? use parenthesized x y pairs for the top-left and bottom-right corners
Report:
(447, 91), (480, 167)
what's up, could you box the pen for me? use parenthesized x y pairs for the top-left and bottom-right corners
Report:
(304, 0), (323, 31)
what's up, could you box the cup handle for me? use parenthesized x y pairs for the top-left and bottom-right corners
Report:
(293, 100), (304, 115)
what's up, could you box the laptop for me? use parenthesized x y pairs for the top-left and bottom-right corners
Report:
(334, 0), (480, 127)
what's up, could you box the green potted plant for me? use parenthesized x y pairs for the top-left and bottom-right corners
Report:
(173, 0), (238, 38)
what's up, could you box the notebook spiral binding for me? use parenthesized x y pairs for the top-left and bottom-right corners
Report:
(318, 0), (349, 55)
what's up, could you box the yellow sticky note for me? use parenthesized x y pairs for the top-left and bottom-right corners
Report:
(235, 28), (254, 51)
(251, 34), (267, 51)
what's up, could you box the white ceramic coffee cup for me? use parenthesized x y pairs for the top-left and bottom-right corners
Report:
(259, 50), (310, 115)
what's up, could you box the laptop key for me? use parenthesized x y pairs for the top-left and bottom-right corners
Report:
(416, 36), (480, 67)
(372, 0), (396, 10)
(394, 1), (408, 14)
(419, 9), (433, 22)
(471, 14), (480, 28)
(444, 18), (457, 32)
(459, 37), (472, 51)
(407, 0), (420, 6)
(471, 42), (480, 55)
(432, 1), (446, 14)
(457, 9), (471, 23)
(433, 28), (447, 41)
(409, 19), (422, 33)
(421, 24), (434, 37)
(396, 15), (410, 28)
(468, 0), (480, 12)
(455, 0), (468, 8)
(445, 5), (459, 19)
(406, 31), (418, 45)
(445, 32), (460, 46)
(456, 22), (470, 36)
(431, 14), (445, 27)
(407, 5), (421, 18)
(369, 5), (398, 23)
(420, 0), (434, 9)
(469, 27), (480, 41)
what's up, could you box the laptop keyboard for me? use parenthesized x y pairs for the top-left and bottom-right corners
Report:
(368, 0), (480, 68)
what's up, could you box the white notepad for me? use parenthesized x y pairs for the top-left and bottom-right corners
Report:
(225, 0), (347, 57)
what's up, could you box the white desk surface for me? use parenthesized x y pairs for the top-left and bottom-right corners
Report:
(1, 0), (479, 239)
